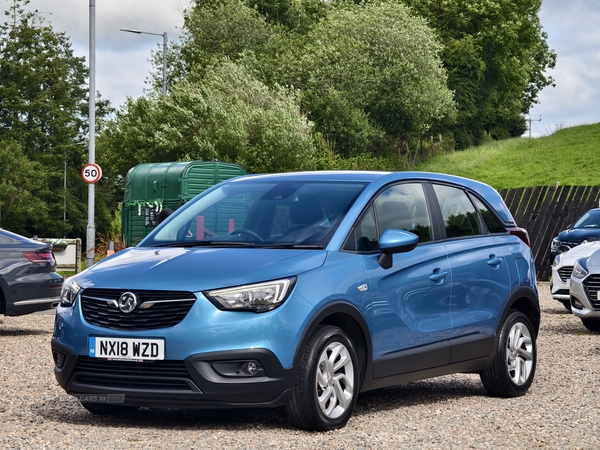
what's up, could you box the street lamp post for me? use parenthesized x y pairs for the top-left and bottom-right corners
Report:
(86, 0), (96, 269)
(120, 28), (168, 95)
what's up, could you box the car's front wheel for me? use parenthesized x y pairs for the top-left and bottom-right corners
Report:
(581, 318), (600, 332)
(285, 325), (359, 431)
(480, 310), (536, 397)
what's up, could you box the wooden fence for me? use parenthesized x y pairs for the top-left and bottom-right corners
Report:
(499, 186), (600, 281)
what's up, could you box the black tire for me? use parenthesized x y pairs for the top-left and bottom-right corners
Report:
(480, 310), (537, 397)
(80, 402), (139, 415)
(560, 300), (572, 312)
(285, 325), (359, 431)
(581, 318), (600, 332)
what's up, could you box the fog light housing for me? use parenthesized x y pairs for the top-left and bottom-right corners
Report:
(211, 360), (265, 377)
(244, 361), (258, 375)
(52, 351), (66, 368)
(571, 296), (584, 310)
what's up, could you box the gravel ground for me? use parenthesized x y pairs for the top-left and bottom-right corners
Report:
(1, 281), (598, 449)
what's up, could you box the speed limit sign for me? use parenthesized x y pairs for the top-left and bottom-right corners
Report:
(81, 163), (102, 184)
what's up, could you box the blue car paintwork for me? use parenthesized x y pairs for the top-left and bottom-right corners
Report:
(72, 247), (327, 292)
(444, 236), (509, 338)
(364, 243), (452, 359)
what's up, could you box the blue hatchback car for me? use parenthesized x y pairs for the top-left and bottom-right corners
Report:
(52, 171), (539, 431)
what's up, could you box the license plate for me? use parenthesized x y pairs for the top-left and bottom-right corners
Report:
(89, 337), (164, 361)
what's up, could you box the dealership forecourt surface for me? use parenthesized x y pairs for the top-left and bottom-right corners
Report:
(0, 282), (598, 448)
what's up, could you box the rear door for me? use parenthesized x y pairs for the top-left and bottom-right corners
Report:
(430, 184), (511, 363)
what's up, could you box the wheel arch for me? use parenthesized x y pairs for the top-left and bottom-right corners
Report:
(478, 286), (539, 375)
(503, 286), (541, 337)
(294, 301), (373, 390)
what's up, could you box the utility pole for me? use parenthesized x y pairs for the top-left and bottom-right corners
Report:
(527, 116), (542, 138)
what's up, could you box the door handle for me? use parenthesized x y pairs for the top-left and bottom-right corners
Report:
(429, 269), (448, 283)
(487, 255), (502, 268)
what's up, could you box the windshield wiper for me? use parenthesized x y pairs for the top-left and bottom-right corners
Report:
(260, 243), (324, 249)
(154, 241), (255, 248)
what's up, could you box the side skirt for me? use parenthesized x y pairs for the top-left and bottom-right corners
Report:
(362, 334), (494, 392)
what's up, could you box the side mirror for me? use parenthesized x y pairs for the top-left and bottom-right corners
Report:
(377, 229), (419, 269)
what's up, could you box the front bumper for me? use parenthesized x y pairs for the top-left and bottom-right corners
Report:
(550, 267), (571, 301)
(569, 277), (600, 320)
(51, 340), (296, 408)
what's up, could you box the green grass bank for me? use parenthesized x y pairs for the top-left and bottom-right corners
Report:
(415, 123), (600, 189)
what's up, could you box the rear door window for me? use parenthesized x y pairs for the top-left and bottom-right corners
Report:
(432, 184), (482, 238)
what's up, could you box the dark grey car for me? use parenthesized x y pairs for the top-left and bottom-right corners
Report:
(0, 229), (63, 316)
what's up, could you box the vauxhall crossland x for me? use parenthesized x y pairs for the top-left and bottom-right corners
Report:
(52, 171), (539, 431)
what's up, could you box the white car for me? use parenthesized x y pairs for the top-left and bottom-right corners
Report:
(550, 241), (600, 311)
(569, 247), (600, 332)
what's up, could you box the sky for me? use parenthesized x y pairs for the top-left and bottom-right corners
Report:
(19, 0), (600, 138)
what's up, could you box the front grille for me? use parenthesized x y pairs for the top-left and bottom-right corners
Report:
(583, 275), (600, 310)
(557, 266), (574, 283)
(560, 240), (579, 247)
(72, 356), (196, 391)
(81, 289), (196, 331)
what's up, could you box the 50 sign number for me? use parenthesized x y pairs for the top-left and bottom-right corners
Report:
(81, 163), (102, 184)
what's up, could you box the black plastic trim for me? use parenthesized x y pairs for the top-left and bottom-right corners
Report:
(373, 340), (451, 378)
(52, 340), (296, 408)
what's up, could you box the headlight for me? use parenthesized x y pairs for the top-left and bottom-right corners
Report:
(572, 259), (589, 280)
(59, 277), (81, 307)
(204, 277), (296, 313)
(552, 255), (561, 267)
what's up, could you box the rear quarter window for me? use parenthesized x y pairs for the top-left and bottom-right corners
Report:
(471, 196), (506, 233)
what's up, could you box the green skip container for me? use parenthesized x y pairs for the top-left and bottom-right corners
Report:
(122, 160), (247, 246)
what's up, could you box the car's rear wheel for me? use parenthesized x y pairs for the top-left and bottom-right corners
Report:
(581, 318), (600, 332)
(480, 310), (536, 397)
(285, 325), (359, 431)
(80, 402), (139, 415)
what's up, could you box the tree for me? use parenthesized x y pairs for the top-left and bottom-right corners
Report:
(280, 2), (456, 156)
(172, 0), (456, 157)
(400, 0), (556, 146)
(0, 140), (49, 234)
(0, 1), (111, 237)
(98, 59), (319, 180)
(247, 0), (330, 32)
(164, 0), (275, 89)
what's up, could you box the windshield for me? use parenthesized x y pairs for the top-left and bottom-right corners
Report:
(143, 179), (367, 248)
(572, 210), (600, 229)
